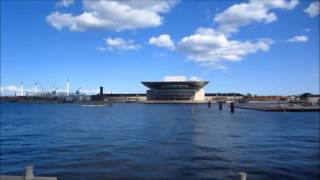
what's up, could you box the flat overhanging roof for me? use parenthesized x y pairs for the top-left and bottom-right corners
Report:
(141, 81), (209, 89)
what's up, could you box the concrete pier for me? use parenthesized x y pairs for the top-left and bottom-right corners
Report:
(230, 102), (235, 113)
(219, 102), (223, 110)
(238, 172), (247, 180)
(25, 165), (34, 180)
(0, 165), (57, 180)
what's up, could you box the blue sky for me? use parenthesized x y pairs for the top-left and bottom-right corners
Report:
(1, 0), (319, 95)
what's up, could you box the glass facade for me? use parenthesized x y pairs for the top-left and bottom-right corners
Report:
(147, 89), (196, 100)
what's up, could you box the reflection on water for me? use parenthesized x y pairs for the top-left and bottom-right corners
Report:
(1, 102), (319, 179)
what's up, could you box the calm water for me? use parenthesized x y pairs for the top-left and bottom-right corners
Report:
(0, 102), (319, 180)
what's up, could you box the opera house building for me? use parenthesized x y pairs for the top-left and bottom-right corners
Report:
(141, 76), (209, 102)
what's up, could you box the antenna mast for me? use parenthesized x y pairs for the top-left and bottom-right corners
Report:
(20, 82), (24, 96)
(66, 79), (69, 96)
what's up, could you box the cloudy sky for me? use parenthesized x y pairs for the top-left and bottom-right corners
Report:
(1, 0), (319, 95)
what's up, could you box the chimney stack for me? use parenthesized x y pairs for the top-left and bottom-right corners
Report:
(100, 86), (103, 95)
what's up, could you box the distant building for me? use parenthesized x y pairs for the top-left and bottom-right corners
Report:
(307, 94), (320, 103)
(141, 76), (209, 102)
(92, 93), (146, 102)
(205, 93), (244, 102)
(298, 93), (320, 104)
(91, 86), (146, 102)
(249, 96), (288, 101)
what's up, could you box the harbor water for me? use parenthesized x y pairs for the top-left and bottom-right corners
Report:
(1, 102), (319, 179)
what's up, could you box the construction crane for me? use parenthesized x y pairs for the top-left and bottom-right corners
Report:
(52, 87), (59, 95)
(37, 82), (47, 95)
(51, 82), (59, 95)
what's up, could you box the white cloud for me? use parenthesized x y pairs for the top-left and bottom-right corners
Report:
(152, 52), (168, 57)
(287, 35), (308, 42)
(190, 76), (202, 81)
(97, 46), (107, 52)
(57, 0), (74, 7)
(214, 0), (298, 34)
(101, 38), (140, 51)
(177, 27), (273, 67)
(158, 53), (168, 57)
(47, 0), (178, 32)
(149, 34), (175, 49)
(304, 1), (320, 18)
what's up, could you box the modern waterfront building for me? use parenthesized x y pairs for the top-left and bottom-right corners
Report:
(141, 76), (209, 102)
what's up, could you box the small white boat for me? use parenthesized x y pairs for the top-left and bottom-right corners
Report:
(81, 104), (110, 107)
(79, 101), (112, 107)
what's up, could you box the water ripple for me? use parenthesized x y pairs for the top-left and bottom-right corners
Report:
(1, 103), (319, 179)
